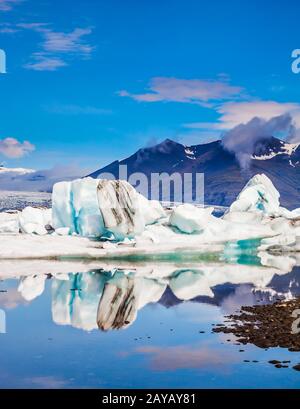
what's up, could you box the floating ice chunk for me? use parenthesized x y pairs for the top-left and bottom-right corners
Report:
(137, 194), (166, 225)
(52, 178), (105, 238)
(43, 208), (52, 226)
(223, 211), (263, 224)
(71, 178), (105, 237)
(0, 212), (20, 234)
(169, 204), (214, 234)
(102, 241), (118, 249)
(18, 207), (51, 235)
(229, 174), (280, 215)
(97, 179), (145, 240)
(55, 227), (70, 236)
(277, 207), (300, 219)
(52, 181), (75, 233)
(138, 230), (161, 244)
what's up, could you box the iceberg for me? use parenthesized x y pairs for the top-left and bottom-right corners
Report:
(71, 178), (105, 237)
(168, 200), (274, 241)
(0, 207), (52, 236)
(19, 207), (52, 235)
(51, 177), (165, 240)
(229, 174), (280, 215)
(169, 204), (214, 234)
(52, 181), (75, 233)
(137, 194), (166, 225)
(226, 174), (300, 252)
(0, 173), (299, 258)
(52, 178), (104, 237)
(0, 212), (19, 234)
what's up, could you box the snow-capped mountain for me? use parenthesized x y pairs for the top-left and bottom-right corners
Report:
(89, 136), (300, 209)
(0, 165), (84, 193)
(251, 137), (300, 164)
(0, 165), (35, 175)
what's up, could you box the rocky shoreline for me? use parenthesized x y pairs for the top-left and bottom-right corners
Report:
(213, 297), (300, 371)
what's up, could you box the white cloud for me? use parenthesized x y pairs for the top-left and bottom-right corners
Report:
(17, 23), (94, 71)
(119, 77), (243, 105)
(0, 0), (23, 11)
(0, 137), (35, 158)
(24, 53), (67, 71)
(184, 100), (300, 143)
(216, 100), (300, 130)
(222, 114), (295, 169)
(42, 27), (93, 54)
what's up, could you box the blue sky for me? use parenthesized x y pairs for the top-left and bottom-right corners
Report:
(0, 0), (300, 172)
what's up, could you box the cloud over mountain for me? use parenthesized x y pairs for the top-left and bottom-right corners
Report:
(0, 137), (35, 158)
(119, 77), (243, 105)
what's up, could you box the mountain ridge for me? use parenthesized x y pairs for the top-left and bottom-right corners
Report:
(88, 136), (300, 209)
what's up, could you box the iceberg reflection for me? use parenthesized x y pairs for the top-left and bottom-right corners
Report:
(9, 254), (300, 332)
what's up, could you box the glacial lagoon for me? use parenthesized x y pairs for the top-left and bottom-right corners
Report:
(0, 253), (300, 389)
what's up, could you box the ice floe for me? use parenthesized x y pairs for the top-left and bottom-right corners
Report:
(0, 173), (300, 258)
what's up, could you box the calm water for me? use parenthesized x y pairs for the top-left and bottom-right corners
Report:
(0, 259), (300, 389)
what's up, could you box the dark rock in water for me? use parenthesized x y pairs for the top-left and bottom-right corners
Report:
(293, 364), (300, 371)
(213, 297), (300, 369)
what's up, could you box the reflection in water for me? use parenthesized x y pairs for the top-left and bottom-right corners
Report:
(9, 254), (300, 332)
(1, 254), (300, 389)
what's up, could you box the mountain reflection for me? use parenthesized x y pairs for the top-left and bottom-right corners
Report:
(10, 255), (300, 332)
